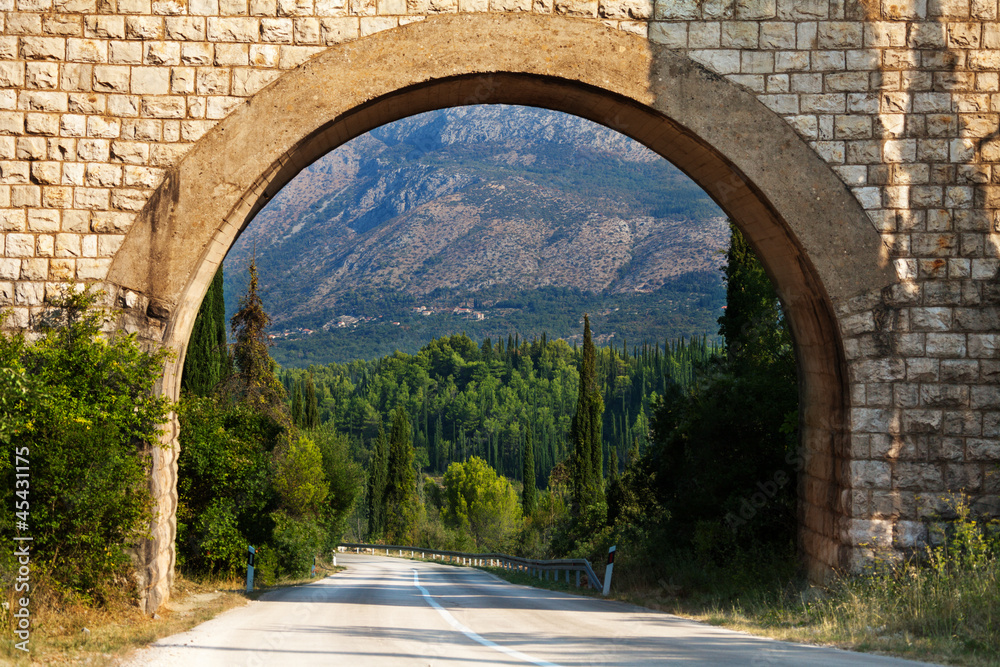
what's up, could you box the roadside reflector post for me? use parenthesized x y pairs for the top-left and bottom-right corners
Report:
(311, 555), (316, 578)
(603, 546), (616, 596)
(246, 546), (256, 592)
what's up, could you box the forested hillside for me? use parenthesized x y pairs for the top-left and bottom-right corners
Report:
(269, 277), (723, 366)
(279, 333), (718, 491)
(224, 105), (728, 365)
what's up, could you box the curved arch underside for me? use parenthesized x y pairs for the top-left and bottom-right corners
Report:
(107, 13), (896, 590)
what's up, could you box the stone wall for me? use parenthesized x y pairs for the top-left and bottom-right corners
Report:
(1, 0), (998, 611)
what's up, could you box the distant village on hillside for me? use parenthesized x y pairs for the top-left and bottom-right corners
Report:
(268, 304), (487, 341)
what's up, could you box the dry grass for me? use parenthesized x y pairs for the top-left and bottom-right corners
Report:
(1, 573), (248, 666)
(1, 565), (344, 666)
(479, 540), (1000, 667)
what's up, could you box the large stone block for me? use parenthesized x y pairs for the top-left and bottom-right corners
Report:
(850, 459), (892, 488)
(847, 518), (893, 547)
(654, 0), (699, 19)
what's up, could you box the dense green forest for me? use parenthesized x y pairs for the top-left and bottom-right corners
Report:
(269, 274), (724, 367)
(279, 330), (718, 492)
(169, 225), (799, 575)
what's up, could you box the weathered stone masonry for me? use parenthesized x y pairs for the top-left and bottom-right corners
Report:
(0, 0), (997, 613)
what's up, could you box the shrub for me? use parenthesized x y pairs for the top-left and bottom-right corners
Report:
(442, 456), (522, 552)
(272, 436), (328, 517)
(176, 397), (277, 577)
(191, 499), (247, 576)
(0, 290), (171, 604)
(270, 511), (325, 577)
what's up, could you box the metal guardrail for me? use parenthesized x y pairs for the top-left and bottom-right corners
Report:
(338, 542), (604, 592)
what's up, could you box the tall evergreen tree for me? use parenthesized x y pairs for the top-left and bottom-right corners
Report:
(570, 314), (604, 514)
(633, 223), (797, 552)
(229, 256), (286, 411)
(291, 381), (304, 427)
(384, 408), (418, 543)
(182, 267), (229, 396)
(366, 426), (389, 540)
(433, 414), (444, 470)
(718, 222), (786, 369)
(522, 428), (537, 515)
(304, 376), (319, 428)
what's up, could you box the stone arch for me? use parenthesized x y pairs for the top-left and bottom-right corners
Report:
(106, 14), (895, 610)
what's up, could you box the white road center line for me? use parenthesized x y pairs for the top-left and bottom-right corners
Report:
(412, 570), (563, 667)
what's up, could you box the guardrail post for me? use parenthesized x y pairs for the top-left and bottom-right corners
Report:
(603, 546), (616, 596)
(575, 571), (580, 588)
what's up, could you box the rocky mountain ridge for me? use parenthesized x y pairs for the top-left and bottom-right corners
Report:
(224, 105), (728, 334)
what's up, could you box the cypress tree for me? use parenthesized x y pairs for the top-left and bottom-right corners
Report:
(433, 414), (443, 471)
(182, 267), (229, 396)
(718, 222), (784, 368)
(304, 376), (319, 428)
(384, 408), (417, 543)
(367, 426), (389, 541)
(522, 428), (536, 515)
(570, 314), (604, 514)
(291, 381), (304, 427)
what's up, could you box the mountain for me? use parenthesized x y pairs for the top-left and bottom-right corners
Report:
(223, 105), (729, 365)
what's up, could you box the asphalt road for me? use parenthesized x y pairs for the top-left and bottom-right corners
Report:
(120, 553), (942, 666)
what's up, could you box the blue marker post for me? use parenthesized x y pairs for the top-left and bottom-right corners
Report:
(246, 545), (255, 592)
(311, 555), (316, 578)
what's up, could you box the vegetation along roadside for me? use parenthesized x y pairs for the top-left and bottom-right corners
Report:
(2, 226), (997, 666)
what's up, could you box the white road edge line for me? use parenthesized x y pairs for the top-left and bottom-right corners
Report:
(412, 569), (563, 667)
